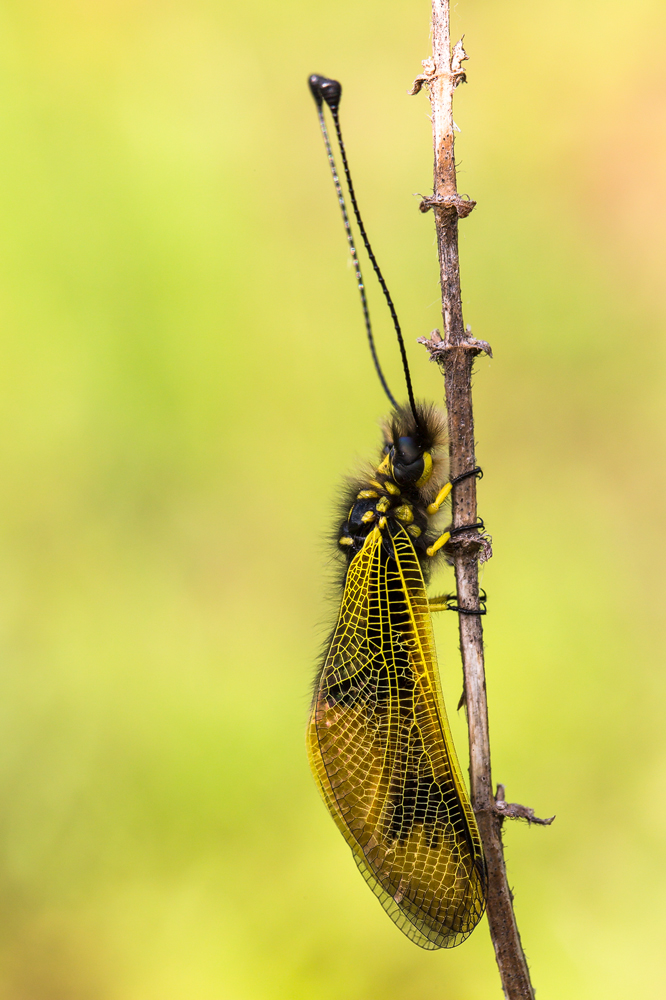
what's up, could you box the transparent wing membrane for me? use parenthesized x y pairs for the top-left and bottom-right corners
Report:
(308, 526), (487, 949)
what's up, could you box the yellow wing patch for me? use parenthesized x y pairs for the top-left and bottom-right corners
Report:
(308, 525), (486, 949)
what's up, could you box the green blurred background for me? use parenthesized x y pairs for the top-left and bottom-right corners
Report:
(0, 0), (664, 997)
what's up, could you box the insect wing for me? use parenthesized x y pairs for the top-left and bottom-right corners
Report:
(308, 525), (487, 949)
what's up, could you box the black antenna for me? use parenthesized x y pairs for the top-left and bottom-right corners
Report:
(308, 73), (419, 427)
(308, 75), (397, 410)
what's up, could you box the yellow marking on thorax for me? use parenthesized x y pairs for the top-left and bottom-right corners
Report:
(394, 504), (414, 524)
(384, 481), (400, 495)
(414, 451), (433, 487)
(407, 524), (421, 538)
(357, 489), (379, 499)
(375, 496), (391, 514)
(361, 510), (376, 524)
(339, 536), (353, 546)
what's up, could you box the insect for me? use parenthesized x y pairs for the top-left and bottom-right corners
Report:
(306, 74), (487, 949)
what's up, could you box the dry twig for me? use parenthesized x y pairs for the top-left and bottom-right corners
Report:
(412, 2), (552, 996)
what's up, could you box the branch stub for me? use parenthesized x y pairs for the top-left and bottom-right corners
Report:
(417, 326), (493, 360)
(419, 192), (476, 218)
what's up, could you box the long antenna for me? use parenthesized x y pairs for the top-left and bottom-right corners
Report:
(308, 75), (397, 410)
(308, 74), (419, 427)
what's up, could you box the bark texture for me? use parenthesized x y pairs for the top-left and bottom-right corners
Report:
(412, 3), (549, 996)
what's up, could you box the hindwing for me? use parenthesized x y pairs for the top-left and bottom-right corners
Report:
(308, 524), (487, 949)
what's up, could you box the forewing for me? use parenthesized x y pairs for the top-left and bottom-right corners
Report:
(308, 525), (487, 949)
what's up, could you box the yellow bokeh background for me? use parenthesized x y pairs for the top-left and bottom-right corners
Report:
(0, 1), (665, 997)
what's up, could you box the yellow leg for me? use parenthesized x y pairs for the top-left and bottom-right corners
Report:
(428, 596), (450, 613)
(427, 482), (452, 516)
(426, 531), (450, 557)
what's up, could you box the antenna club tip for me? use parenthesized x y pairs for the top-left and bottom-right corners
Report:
(308, 74), (342, 112)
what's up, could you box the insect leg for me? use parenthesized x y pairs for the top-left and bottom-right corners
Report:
(426, 531), (451, 557)
(429, 590), (488, 614)
(427, 482), (452, 516)
(428, 468), (483, 516)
